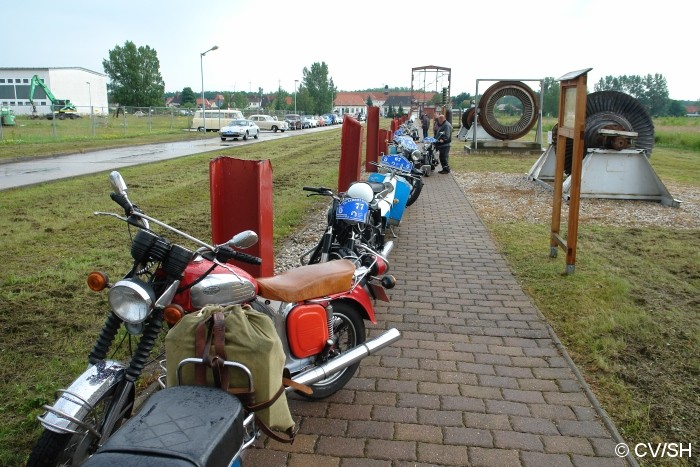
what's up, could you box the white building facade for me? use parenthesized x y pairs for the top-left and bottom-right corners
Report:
(0, 67), (108, 116)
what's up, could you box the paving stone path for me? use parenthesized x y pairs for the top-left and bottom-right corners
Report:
(245, 172), (630, 466)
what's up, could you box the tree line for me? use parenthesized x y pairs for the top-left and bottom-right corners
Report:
(103, 41), (337, 115)
(103, 41), (695, 118)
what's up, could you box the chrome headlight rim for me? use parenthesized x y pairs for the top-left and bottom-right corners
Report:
(108, 278), (155, 324)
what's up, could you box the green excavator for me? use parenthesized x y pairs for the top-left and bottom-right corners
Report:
(29, 75), (79, 119)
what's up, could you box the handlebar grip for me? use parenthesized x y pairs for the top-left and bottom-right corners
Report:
(110, 192), (133, 214)
(215, 246), (262, 265)
(303, 186), (333, 194)
(232, 251), (262, 265)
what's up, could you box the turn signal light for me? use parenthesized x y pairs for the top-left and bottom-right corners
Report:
(163, 304), (185, 326)
(87, 271), (109, 291)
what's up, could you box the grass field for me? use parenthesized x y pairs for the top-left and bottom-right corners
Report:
(0, 116), (698, 465)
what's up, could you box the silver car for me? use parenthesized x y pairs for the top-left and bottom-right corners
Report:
(219, 119), (260, 141)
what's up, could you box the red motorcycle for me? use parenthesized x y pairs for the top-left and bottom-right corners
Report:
(28, 171), (401, 466)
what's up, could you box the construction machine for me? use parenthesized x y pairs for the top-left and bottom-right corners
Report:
(29, 75), (78, 119)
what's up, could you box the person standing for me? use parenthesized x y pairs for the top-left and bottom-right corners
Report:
(420, 112), (430, 139)
(435, 114), (453, 174)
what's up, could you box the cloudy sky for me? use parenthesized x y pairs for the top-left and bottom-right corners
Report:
(2, 0), (695, 100)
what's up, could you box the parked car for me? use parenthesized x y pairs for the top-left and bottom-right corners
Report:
(248, 114), (289, 132)
(284, 114), (303, 130)
(335, 114), (344, 124)
(218, 119), (260, 141)
(302, 116), (317, 129)
(317, 116), (327, 126)
(323, 114), (337, 125)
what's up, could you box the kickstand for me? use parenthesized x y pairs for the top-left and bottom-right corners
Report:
(389, 226), (398, 238)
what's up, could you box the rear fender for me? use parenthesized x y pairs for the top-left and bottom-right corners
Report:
(331, 286), (377, 324)
(38, 360), (125, 434)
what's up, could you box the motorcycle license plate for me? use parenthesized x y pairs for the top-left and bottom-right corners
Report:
(336, 198), (369, 223)
(380, 154), (413, 172)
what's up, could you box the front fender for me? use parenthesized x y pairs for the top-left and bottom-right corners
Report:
(38, 360), (125, 434)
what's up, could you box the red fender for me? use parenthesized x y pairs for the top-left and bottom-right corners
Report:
(329, 286), (377, 324)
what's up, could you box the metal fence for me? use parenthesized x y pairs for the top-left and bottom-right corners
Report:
(0, 106), (323, 142)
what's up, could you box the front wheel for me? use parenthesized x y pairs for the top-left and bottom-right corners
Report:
(243, 132), (248, 141)
(298, 301), (366, 399)
(405, 177), (423, 207)
(272, 126), (278, 132)
(27, 383), (125, 466)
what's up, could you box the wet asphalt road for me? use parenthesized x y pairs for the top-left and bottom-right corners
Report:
(0, 125), (336, 190)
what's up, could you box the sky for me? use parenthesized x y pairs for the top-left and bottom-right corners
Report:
(2, 0), (696, 101)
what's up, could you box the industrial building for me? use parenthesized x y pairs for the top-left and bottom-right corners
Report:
(0, 67), (108, 116)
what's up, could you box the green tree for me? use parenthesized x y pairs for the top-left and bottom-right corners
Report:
(594, 73), (670, 116)
(181, 87), (196, 106)
(302, 62), (336, 115)
(542, 77), (560, 118)
(453, 92), (473, 108)
(103, 40), (165, 107)
(367, 95), (373, 106)
(666, 100), (686, 116)
(397, 104), (405, 117)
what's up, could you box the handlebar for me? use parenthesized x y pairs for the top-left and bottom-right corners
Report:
(303, 186), (333, 194)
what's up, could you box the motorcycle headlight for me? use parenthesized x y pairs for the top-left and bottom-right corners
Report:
(108, 279), (156, 324)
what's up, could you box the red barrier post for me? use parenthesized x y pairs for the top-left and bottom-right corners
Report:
(365, 106), (380, 173)
(210, 157), (274, 278)
(378, 129), (390, 158)
(338, 117), (363, 193)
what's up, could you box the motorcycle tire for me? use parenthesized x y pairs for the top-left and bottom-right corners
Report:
(27, 385), (122, 466)
(298, 301), (366, 400)
(405, 177), (423, 207)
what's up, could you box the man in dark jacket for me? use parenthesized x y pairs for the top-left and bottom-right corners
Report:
(435, 114), (453, 174)
(420, 112), (430, 139)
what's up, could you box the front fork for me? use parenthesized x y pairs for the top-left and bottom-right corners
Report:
(39, 311), (162, 444)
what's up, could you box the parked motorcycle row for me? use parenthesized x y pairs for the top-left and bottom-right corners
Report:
(300, 119), (437, 272)
(27, 121), (437, 465)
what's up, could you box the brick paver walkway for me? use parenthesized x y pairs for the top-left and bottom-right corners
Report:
(246, 172), (630, 466)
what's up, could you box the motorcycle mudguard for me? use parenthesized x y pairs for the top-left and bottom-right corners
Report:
(388, 177), (410, 225)
(38, 360), (125, 434)
(331, 287), (377, 324)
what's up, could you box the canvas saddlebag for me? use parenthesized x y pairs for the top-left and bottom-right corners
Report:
(165, 304), (308, 443)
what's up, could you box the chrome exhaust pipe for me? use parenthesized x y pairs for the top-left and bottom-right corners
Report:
(380, 240), (394, 259)
(289, 328), (401, 388)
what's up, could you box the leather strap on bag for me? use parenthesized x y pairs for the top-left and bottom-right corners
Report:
(194, 316), (212, 386)
(254, 415), (299, 444)
(193, 313), (231, 391)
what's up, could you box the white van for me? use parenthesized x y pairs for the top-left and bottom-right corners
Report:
(192, 109), (244, 132)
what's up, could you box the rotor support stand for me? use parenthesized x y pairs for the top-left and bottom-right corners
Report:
(550, 69), (590, 275)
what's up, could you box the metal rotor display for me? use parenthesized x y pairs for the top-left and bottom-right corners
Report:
(553, 90), (655, 174)
(478, 81), (539, 140)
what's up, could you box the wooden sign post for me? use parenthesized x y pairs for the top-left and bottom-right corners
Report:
(550, 68), (591, 275)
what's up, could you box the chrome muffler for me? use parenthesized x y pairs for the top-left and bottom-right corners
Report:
(289, 328), (401, 388)
(380, 240), (394, 259)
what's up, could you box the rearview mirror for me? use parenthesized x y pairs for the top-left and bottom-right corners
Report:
(109, 171), (128, 195)
(228, 230), (259, 249)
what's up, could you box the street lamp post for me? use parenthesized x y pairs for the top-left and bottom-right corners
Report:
(86, 81), (94, 136)
(200, 45), (219, 133)
(294, 79), (298, 115)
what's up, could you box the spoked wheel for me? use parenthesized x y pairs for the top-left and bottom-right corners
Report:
(27, 385), (128, 466)
(298, 301), (366, 400)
